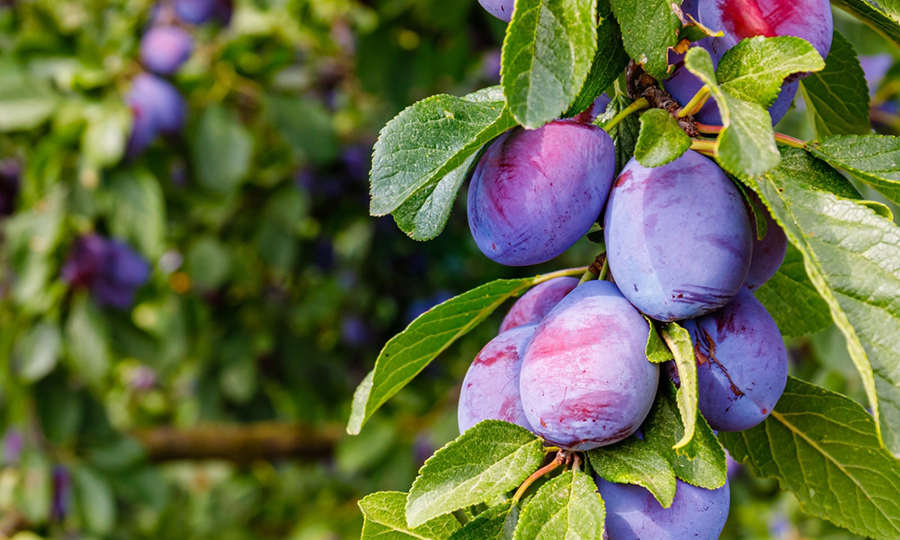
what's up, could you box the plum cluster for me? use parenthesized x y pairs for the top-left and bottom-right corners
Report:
(126, 0), (233, 157)
(459, 1), (823, 535)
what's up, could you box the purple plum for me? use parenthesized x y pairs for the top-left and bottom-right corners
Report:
(744, 190), (787, 290)
(458, 324), (536, 433)
(140, 25), (194, 75)
(596, 476), (730, 540)
(518, 281), (658, 450)
(62, 235), (151, 309)
(467, 121), (616, 266)
(683, 287), (788, 431)
(604, 151), (752, 321)
(478, 0), (514, 22)
(499, 276), (578, 333)
(126, 73), (186, 156)
(175, 0), (233, 24)
(0, 158), (20, 216)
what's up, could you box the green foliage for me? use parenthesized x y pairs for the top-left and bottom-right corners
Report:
(360, 492), (461, 540)
(587, 436), (677, 507)
(660, 322), (699, 452)
(800, 32), (871, 137)
(610, 0), (680, 80)
(563, 16), (629, 118)
(634, 109), (691, 167)
(594, 95), (640, 172)
(753, 244), (832, 337)
(514, 469), (605, 540)
(809, 134), (900, 205)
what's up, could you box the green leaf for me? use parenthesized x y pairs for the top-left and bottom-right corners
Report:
(370, 89), (514, 216)
(799, 32), (871, 138)
(586, 436), (677, 508)
(393, 151), (477, 241)
(15, 321), (61, 382)
(610, 0), (681, 80)
(683, 46), (780, 177)
(594, 95), (640, 173)
(660, 322), (698, 452)
(360, 492), (461, 540)
(809, 135), (900, 206)
(65, 295), (111, 386)
(81, 102), (131, 169)
(642, 381), (727, 490)
(106, 170), (166, 259)
(830, 0), (900, 49)
(716, 36), (825, 107)
(721, 378), (900, 540)
(15, 451), (51, 522)
(748, 147), (900, 457)
(447, 501), (519, 540)
(347, 268), (585, 435)
(501, 0), (598, 128)
(753, 243), (832, 338)
(0, 73), (57, 132)
(186, 236), (232, 290)
(633, 109), (691, 168)
(644, 318), (671, 364)
(406, 421), (544, 528)
(72, 466), (117, 535)
(563, 16), (629, 118)
(265, 95), (338, 165)
(513, 469), (605, 540)
(191, 105), (253, 193)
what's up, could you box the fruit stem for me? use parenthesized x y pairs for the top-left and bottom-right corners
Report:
(512, 451), (565, 503)
(690, 138), (717, 157)
(677, 86), (711, 118)
(598, 258), (610, 281)
(579, 254), (607, 284)
(543, 446), (561, 453)
(602, 98), (650, 132)
(694, 122), (723, 134)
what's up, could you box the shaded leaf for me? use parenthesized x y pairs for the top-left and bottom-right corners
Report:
(587, 436), (676, 507)
(809, 134), (900, 206)
(610, 0), (681, 79)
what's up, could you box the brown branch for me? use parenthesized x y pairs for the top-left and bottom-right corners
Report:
(133, 422), (342, 464)
(626, 61), (700, 137)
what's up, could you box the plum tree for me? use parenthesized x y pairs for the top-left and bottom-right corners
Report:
(744, 190), (787, 290)
(682, 287), (788, 431)
(126, 73), (187, 156)
(596, 476), (730, 540)
(698, 0), (833, 61)
(604, 150), (753, 322)
(458, 324), (536, 433)
(467, 121), (616, 266)
(499, 276), (578, 333)
(518, 281), (658, 450)
(477, 0), (514, 22)
(140, 26), (194, 75)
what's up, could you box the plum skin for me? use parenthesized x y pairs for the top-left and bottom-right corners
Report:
(467, 121), (616, 267)
(458, 324), (536, 434)
(478, 0), (514, 22)
(140, 26), (194, 75)
(518, 281), (659, 450)
(603, 150), (753, 322)
(683, 287), (788, 431)
(499, 277), (578, 334)
(125, 74), (187, 156)
(596, 476), (730, 540)
(744, 190), (787, 290)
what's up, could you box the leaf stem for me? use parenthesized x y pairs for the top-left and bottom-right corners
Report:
(602, 98), (650, 132)
(774, 133), (807, 149)
(598, 258), (610, 281)
(677, 86), (711, 118)
(512, 452), (565, 503)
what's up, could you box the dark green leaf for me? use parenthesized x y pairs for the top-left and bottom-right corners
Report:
(448, 502), (518, 540)
(513, 469), (605, 540)
(564, 16), (629, 118)
(360, 492), (461, 540)
(406, 421), (543, 527)
(594, 95), (640, 173)
(748, 147), (900, 456)
(799, 32), (871, 137)
(587, 436), (677, 507)
(633, 109), (691, 168)
(753, 243), (832, 338)
(809, 134), (900, 206)
(501, 0), (598, 128)
(370, 89), (514, 216)
(722, 378), (900, 540)
(266, 95), (338, 165)
(106, 170), (166, 259)
(347, 268), (585, 435)
(610, 0), (681, 80)
(191, 105), (253, 193)
(72, 466), (117, 535)
(716, 36), (825, 107)
(65, 295), (111, 386)
(830, 0), (900, 49)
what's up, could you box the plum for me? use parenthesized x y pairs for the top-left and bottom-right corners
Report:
(683, 287), (788, 431)
(175, 0), (233, 24)
(125, 73), (187, 156)
(744, 190), (787, 290)
(140, 26), (194, 75)
(596, 477), (730, 540)
(458, 324), (536, 434)
(478, 0), (514, 22)
(499, 277), (578, 333)
(698, 0), (833, 62)
(62, 235), (151, 309)
(604, 150), (752, 322)
(467, 121), (616, 266)
(518, 281), (658, 450)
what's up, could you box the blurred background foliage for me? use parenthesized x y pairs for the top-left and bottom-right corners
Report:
(0, 0), (896, 538)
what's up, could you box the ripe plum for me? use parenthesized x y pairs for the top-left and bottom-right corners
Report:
(467, 121), (616, 266)
(604, 151), (752, 321)
(478, 0), (514, 22)
(744, 190), (787, 290)
(683, 287), (788, 431)
(596, 477), (730, 540)
(518, 281), (658, 450)
(458, 324), (536, 433)
(140, 26), (194, 75)
(499, 277), (578, 333)
(126, 74), (186, 156)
